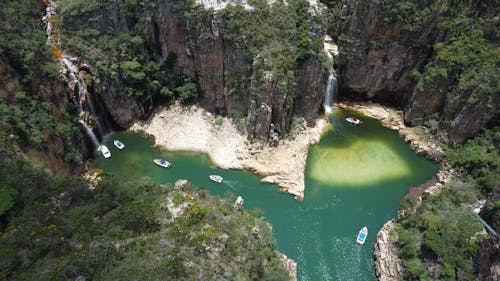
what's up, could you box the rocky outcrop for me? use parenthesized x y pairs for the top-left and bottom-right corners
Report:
(374, 220), (403, 281)
(293, 55), (328, 124)
(277, 252), (298, 281)
(337, 2), (437, 102)
(475, 236), (500, 281)
(0, 56), (88, 174)
(338, 102), (445, 161)
(337, 1), (499, 143)
(145, 0), (328, 140)
(247, 101), (272, 140)
(93, 77), (146, 129)
(54, 1), (146, 129)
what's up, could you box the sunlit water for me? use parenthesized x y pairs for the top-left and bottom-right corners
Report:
(94, 108), (438, 280)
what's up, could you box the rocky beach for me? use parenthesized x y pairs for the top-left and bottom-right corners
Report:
(130, 103), (327, 199)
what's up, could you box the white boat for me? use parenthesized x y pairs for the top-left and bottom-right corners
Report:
(113, 139), (125, 150)
(346, 117), (361, 125)
(153, 158), (171, 168)
(356, 226), (368, 244)
(209, 175), (223, 183)
(99, 145), (111, 158)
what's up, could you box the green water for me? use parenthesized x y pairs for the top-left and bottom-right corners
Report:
(94, 108), (438, 281)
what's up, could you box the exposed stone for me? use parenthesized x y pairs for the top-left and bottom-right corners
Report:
(338, 102), (444, 162)
(374, 220), (403, 281)
(132, 104), (327, 199)
(144, 0), (328, 140)
(174, 179), (188, 190)
(475, 236), (500, 281)
(277, 252), (298, 281)
(233, 196), (244, 210)
(247, 102), (272, 140)
(338, 1), (498, 144)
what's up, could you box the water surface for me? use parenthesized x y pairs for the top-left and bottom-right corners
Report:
(94, 108), (438, 280)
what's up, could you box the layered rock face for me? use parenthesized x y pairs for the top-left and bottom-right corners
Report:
(57, 2), (146, 128)
(337, 0), (499, 143)
(0, 57), (88, 173)
(145, 0), (327, 140)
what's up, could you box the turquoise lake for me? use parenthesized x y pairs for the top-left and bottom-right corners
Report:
(94, 108), (439, 281)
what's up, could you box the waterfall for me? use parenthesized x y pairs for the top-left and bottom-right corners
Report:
(43, 0), (110, 150)
(323, 36), (339, 115)
(79, 120), (100, 149)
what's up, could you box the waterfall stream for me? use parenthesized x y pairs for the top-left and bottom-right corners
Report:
(43, 0), (109, 150)
(323, 36), (339, 114)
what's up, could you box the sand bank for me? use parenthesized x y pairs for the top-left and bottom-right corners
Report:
(130, 104), (327, 199)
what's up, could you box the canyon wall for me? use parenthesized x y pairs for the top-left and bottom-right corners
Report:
(0, 57), (88, 173)
(57, 0), (328, 141)
(55, 0), (498, 145)
(336, 0), (499, 143)
(144, 0), (328, 139)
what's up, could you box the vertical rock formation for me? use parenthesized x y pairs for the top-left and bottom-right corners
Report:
(145, 0), (328, 140)
(475, 236), (500, 281)
(56, 0), (146, 129)
(336, 0), (499, 143)
(374, 220), (403, 281)
(0, 57), (87, 173)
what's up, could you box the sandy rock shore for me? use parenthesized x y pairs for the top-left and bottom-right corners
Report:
(130, 104), (327, 199)
(130, 101), (445, 201)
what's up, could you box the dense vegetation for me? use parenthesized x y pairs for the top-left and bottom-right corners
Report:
(1, 0), (498, 280)
(55, 0), (325, 114)
(395, 127), (499, 280)
(0, 0), (84, 163)
(56, 0), (199, 107)
(0, 133), (289, 280)
(185, 0), (324, 98)
(404, 1), (499, 113)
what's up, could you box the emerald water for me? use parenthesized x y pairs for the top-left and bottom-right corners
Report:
(94, 108), (438, 281)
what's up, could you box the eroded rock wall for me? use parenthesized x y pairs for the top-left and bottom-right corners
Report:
(145, 0), (328, 140)
(0, 57), (88, 174)
(337, 0), (499, 143)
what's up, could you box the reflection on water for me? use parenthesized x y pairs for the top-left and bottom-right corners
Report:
(94, 108), (438, 281)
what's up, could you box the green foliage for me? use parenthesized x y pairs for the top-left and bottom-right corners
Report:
(0, 187), (17, 216)
(56, 1), (178, 105)
(446, 128), (500, 192)
(184, 0), (322, 99)
(395, 181), (485, 280)
(404, 2), (500, 111)
(0, 94), (58, 148)
(121, 60), (146, 81)
(174, 77), (199, 104)
(0, 146), (289, 280)
(0, 0), (55, 78)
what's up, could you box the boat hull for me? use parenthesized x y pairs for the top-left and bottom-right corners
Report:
(113, 140), (125, 150)
(153, 159), (171, 168)
(209, 175), (223, 183)
(99, 145), (111, 158)
(356, 227), (368, 244)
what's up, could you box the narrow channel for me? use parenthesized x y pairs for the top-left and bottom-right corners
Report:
(94, 108), (438, 281)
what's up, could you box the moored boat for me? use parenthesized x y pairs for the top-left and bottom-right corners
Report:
(113, 139), (125, 150)
(356, 226), (368, 244)
(209, 175), (223, 183)
(99, 145), (111, 158)
(153, 158), (171, 168)
(346, 117), (361, 125)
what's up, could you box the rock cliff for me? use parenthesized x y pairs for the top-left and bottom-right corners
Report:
(0, 56), (88, 173)
(336, 0), (499, 143)
(145, 0), (328, 140)
(374, 220), (403, 281)
(55, 0), (329, 141)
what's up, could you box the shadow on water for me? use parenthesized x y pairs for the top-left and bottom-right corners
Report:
(94, 108), (439, 281)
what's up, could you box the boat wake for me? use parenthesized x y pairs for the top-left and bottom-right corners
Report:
(221, 179), (238, 191)
(331, 237), (364, 281)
